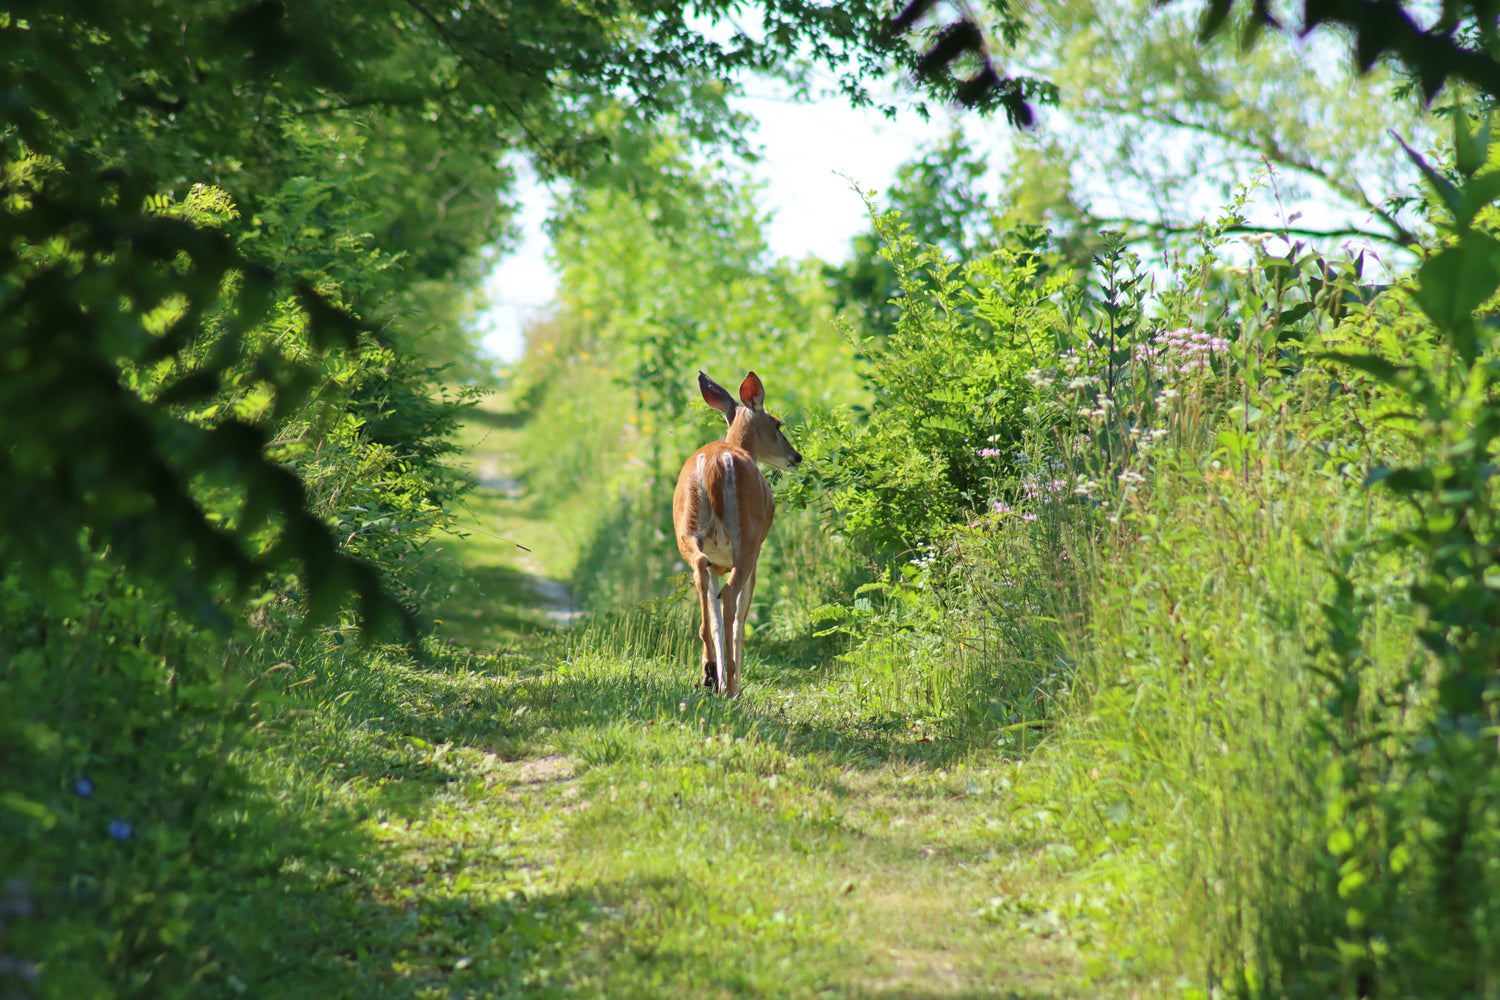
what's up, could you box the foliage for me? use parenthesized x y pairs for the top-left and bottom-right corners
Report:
(3, 0), (1023, 637)
(1001, 0), (1434, 249)
(1191, 0), (1500, 104)
(824, 131), (1005, 337)
(514, 155), (864, 615)
(1237, 109), (1500, 999)
(0, 559), (286, 998)
(15, 2), (1500, 998)
(0, 158), (406, 632)
(791, 201), (1075, 549)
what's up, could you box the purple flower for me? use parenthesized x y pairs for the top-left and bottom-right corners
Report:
(991, 501), (1039, 521)
(108, 820), (133, 841)
(976, 448), (1003, 458)
(74, 777), (94, 798)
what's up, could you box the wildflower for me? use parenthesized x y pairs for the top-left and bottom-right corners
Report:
(1021, 477), (1067, 500)
(990, 501), (1037, 521)
(108, 820), (133, 841)
(74, 777), (94, 798)
(976, 448), (1003, 459)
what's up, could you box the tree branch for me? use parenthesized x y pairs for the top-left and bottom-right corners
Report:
(400, 0), (569, 175)
(1192, 0), (1500, 102)
(1088, 101), (1421, 246)
(1090, 213), (1410, 249)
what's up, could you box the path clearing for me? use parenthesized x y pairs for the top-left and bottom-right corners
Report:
(432, 396), (582, 641)
(327, 390), (1097, 999)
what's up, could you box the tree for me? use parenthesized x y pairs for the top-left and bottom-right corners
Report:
(996, 0), (1436, 250)
(2, 0), (1036, 630)
(876, 0), (1500, 254)
(1193, 0), (1500, 102)
(825, 131), (1007, 336)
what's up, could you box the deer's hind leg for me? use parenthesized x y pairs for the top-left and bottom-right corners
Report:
(732, 567), (757, 681)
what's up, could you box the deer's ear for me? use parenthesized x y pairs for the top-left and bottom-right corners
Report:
(699, 371), (737, 424)
(739, 371), (765, 410)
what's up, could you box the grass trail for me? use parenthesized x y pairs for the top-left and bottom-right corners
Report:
(431, 398), (583, 644)
(262, 393), (1093, 999)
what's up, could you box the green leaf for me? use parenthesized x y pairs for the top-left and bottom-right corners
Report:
(1365, 466), (1435, 493)
(1454, 107), (1492, 179)
(923, 415), (969, 434)
(1413, 233), (1500, 345)
(1396, 133), (1463, 220)
(0, 791), (56, 829)
(1317, 351), (1401, 381)
(1459, 169), (1500, 228)
(1276, 301), (1315, 326)
(1197, 0), (1233, 42)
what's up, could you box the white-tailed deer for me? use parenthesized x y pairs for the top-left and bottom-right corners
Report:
(672, 371), (802, 697)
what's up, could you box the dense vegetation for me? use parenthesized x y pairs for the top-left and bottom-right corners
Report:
(511, 87), (1500, 1000)
(6, 0), (1500, 997)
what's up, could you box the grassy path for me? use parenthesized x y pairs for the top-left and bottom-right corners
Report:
(261, 394), (1093, 999)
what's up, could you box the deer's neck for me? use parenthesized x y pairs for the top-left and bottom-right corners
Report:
(724, 413), (755, 454)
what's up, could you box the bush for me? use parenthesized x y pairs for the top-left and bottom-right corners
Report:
(786, 208), (1076, 550)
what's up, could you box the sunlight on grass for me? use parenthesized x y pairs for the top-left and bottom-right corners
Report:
(201, 393), (1099, 999)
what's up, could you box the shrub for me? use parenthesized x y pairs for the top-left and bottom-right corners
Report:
(785, 206), (1077, 550)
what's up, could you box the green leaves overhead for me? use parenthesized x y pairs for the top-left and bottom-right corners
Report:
(0, 161), (408, 634)
(1189, 0), (1500, 103)
(6, 0), (1039, 634)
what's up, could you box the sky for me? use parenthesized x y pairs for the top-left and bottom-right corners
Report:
(477, 90), (958, 363)
(473, 62), (1417, 364)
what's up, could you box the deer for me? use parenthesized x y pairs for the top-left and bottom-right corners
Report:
(672, 371), (802, 698)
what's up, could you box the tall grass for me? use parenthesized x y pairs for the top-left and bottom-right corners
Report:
(1025, 398), (1418, 987)
(509, 165), (1500, 996)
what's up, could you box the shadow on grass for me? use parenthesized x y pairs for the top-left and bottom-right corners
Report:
(313, 644), (1009, 777)
(432, 564), (572, 646)
(464, 404), (528, 432)
(229, 861), (1055, 1000)
(227, 650), (1054, 998)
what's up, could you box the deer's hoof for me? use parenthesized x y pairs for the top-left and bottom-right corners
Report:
(702, 661), (718, 691)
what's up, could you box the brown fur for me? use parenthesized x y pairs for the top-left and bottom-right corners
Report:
(672, 371), (801, 697)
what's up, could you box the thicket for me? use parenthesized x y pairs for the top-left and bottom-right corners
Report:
(0, 1), (992, 994)
(516, 106), (1500, 993)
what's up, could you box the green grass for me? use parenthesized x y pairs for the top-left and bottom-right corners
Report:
(191, 389), (1107, 1000)
(232, 638), (1087, 999)
(430, 394), (582, 646)
(15, 372), (1400, 1000)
